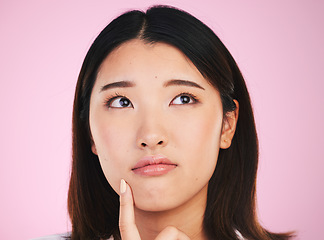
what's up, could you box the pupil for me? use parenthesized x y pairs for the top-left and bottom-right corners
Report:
(119, 98), (129, 107)
(181, 96), (190, 103)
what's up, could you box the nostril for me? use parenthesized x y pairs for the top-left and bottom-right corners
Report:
(140, 141), (164, 147)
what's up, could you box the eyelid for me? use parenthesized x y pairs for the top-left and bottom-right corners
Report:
(170, 92), (200, 105)
(104, 92), (199, 108)
(104, 92), (133, 108)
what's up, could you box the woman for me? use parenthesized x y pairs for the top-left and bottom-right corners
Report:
(67, 5), (294, 240)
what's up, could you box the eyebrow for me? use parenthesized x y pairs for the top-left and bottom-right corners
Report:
(99, 79), (205, 92)
(100, 81), (135, 92)
(163, 79), (205, 90)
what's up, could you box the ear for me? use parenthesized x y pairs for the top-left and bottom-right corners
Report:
(220, 100), (239, 149)
(91, 140), (98, 155)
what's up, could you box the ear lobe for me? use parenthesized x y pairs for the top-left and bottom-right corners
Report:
(90, 133), (98, 155)
(91, 143), (98, 155)
(220, 100), (239, 149)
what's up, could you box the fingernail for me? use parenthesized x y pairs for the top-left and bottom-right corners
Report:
(120, 179), (126, 194)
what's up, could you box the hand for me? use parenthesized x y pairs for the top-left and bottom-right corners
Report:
(119, 179), (191, 240)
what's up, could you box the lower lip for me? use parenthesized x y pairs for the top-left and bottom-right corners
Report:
(132, 164), (176, 176)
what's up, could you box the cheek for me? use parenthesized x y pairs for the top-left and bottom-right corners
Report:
(193, 116), (222, 169)
(184, 112), (222, 174)
(170, 108), (223, 180)
(90, 115), (133, 192)
(174, 109), (223, 155)
(92, 117), (126, 154)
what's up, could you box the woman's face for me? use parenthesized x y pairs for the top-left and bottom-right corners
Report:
(89, 39), (230, 212)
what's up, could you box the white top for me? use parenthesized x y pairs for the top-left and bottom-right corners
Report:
(30, 233), (113, 240)
(32, 231), (245, 240)
(30, 233), (70, 240)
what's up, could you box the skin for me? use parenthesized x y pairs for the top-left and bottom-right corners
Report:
(89, 39), (238, 240)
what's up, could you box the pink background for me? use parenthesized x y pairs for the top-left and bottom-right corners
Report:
(1, 0), (323, 239)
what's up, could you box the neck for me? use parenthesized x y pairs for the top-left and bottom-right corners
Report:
(134, 185), (209, 240)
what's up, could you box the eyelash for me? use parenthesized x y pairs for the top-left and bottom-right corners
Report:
(104, 92), (200, 108)
(104, 92), (128, 108)
(170, 92), (200, 105)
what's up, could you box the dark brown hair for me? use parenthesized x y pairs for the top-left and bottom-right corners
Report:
(68, 5), (294, 240)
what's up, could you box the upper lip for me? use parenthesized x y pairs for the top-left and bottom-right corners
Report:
(132, 155), (177, 170)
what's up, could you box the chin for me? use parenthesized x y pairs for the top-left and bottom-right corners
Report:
(132, 188), (181, 212)
(134, 197), (179, 212)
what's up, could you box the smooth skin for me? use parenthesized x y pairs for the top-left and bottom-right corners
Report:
(119, 179), (190, 240)
(89, 39), (239, 240)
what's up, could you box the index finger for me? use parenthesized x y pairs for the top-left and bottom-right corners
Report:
(119, 179), (141, 240)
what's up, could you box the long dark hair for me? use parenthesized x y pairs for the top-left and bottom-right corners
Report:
(68, 5), (294, 240)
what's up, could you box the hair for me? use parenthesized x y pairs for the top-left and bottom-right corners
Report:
(68, 5), (294, 240)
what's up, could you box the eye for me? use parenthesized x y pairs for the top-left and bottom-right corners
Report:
(170, 93), (198, 105)
(107, 96), (133, 108)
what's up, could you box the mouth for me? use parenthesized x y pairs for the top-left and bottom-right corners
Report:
(132, 155), (177, 176)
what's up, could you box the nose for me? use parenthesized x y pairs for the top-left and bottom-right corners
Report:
(136, 114), (168, 150)
(139, 137), (166, 148)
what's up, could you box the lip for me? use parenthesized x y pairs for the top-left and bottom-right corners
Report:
(132, 155), (177, 176)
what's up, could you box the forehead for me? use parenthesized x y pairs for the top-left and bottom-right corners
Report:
(101, 39), (189, 67)
(96, 39), (207, 86)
